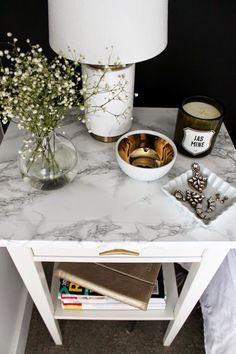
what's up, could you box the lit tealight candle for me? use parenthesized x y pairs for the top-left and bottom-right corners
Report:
(174, 96), (224, 157)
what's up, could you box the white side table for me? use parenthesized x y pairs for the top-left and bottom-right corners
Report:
(1, 107), (236, 346)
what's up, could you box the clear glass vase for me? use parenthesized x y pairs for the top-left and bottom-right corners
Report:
(18, 132), (79, 190)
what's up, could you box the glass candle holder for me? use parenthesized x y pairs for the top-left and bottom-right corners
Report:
(174, 96), (224, 157)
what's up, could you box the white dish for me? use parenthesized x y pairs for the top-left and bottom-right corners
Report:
(162, 164), (236, 226)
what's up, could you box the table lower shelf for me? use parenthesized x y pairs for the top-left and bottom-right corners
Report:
(51, 263), (178, 321)
(54, 308), (174, 321)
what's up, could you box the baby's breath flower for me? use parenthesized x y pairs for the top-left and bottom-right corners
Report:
(0, 34), (84, 138)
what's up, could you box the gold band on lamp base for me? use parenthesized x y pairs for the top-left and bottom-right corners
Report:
(91, 132), (123, 143)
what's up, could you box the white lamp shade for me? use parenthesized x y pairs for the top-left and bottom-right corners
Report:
(48, 0), (168, 64)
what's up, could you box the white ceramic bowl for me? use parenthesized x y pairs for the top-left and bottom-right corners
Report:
(116, 130), (177, 181)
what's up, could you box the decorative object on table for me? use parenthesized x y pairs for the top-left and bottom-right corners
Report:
(48, 0), (168, 142)
(0, 34), (88, 190)
(55, 262), (161, 311)
(162, 163), (236, 225)
(0, 35), (82, 190)
(187, 162), (208, 192)
(18, 132), (78, 190)
(176, 189), (228, 220)
(116, 130), (177, 181)
(174, 95), (224, 157)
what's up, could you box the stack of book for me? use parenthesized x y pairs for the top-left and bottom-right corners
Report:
(57, 266), (166, 311)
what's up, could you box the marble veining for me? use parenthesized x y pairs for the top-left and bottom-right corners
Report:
(0, 107), (236, 248)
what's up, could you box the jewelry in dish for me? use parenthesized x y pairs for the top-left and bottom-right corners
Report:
(173, 190), (186, 201)
(206, 196), (216, 213)
(185, 190), (205, 207)
(187, 162), (208, 192)
(173, 189), (209, 220)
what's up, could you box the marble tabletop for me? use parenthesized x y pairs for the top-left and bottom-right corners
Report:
(1, 107), (236, 248)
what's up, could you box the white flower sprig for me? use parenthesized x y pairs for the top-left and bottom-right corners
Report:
(0, 33), (84, 137)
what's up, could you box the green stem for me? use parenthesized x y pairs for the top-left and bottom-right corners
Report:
(25, 133), (60, 176)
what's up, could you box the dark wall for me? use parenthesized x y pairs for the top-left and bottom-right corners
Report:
(1, 0), (235, 145)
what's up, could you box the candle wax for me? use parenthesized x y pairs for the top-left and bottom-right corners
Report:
(183, 101), (221, 120)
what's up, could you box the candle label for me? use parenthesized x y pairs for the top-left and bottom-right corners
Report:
(182, 128), (215, 155)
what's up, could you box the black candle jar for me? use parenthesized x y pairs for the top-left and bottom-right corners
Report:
(174, 96), (224, 157)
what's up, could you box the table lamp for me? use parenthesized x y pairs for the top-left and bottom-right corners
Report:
(48, 0), (168, 142)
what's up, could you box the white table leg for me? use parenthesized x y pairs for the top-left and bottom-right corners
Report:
(7, 247), (62, 345)
(163, 247), (229, 346)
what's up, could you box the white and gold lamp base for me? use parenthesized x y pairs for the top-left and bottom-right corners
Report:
(82, 63), (135, 142)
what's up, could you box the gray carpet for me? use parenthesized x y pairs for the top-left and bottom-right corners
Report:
(25, 264), (205, 354)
